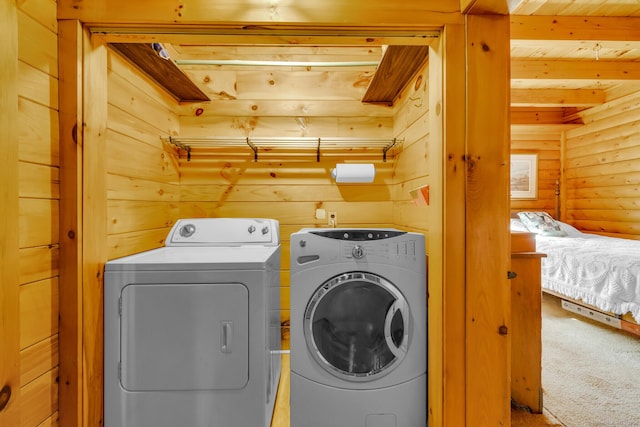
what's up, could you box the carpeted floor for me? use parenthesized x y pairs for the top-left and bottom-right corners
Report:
(540, 294), (640, 427)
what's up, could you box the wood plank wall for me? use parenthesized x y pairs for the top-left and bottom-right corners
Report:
(509, 107), (583, 219)
(564, 90), (640, 239)
(17, 1), (60, 425)
(178, 66), (399, 344)
(392, 64), (431, 235)
(106, 50), (181, 259)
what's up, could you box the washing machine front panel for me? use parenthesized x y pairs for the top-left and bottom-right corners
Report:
(304, 271), (409, 381)
(120, 282), (249, 391)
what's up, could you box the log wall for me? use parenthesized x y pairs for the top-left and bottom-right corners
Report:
(564, 91), (640, 239)
(17, 1), (60, 425)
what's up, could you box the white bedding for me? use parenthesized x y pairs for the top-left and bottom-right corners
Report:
(511, 218), (640, 323)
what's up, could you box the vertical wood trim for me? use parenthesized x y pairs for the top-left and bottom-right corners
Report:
(465, 14), (511, 426)
(58, 19), (83, 427)
(559, 131), (567, 222)
(0, 0), (21, 424)
(427, 36), (445, 427)
(82, 31), (108, 427)
(440, 23), (468, 427)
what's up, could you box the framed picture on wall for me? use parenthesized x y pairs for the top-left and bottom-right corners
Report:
(510, 153), (538, 199)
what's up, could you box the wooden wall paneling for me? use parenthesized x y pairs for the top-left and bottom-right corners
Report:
(17, 9), (58, 78)
(179, 201), (394, 226)
(0, 0), (21, 423)
(106, 46), (182, 263)
(179, 115), (393, 139)
(19, 278), (59, 350)
(106, 131), (180, 183)
(179, 159), (394, 185)
(107, 173), (178, 203)
(107, 200), (179, 235)
(18, 61), (59, 110)
(19, 246), (60, 286)
(108, 56), (181, 138)
(465, 14), (511, 426)
(18, 97), (60, 166)
(15, 3), (61, 427)
(19, 367), (58, 427)
(19, 162), (60, 200)
(20, 335), (59, 387)
(81, 31), (108, 426)
(107, 228), (172, 260)
(18, 199), (59, 249)
(234, 70), (373, 101)
(178, 99), (393, 118)
(57, 0), (462, 26)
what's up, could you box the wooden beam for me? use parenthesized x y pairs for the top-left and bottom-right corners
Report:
(58, 19), (83, 427)
(511, 88), (606, 107)
(511, 59), (640, 81)
(58, 0), (463, 26)
(433, 23), (468, 427)
(511, 16), (640, 42)
(460, 0), (509, 14)
(0, 0), (20, 423)
(465, 13), (511, 426)
(82, 31), (108, 427)
(92, 31), (440, 47)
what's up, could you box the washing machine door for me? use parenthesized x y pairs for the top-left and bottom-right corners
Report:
(304, 272), (409, 381)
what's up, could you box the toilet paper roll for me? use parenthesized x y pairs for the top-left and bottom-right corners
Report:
(330, 163), (376, 183)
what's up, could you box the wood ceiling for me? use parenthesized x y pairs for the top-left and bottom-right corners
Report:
(114, 0), (640, 123)
(510, 0), (640, 120)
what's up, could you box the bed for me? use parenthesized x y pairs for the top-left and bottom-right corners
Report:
(511, 212), (640, 335)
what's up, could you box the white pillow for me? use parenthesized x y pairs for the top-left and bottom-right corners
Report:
(556, 220), (583, 237)
(510, 218), (529, 232)
(517, 212), (567, 237)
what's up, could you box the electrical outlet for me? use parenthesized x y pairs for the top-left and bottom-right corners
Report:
(328, 212), (337, 227)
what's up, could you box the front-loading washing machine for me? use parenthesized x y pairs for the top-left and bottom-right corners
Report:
(104, 218), (281, 427)
(290, 228), (427, 427)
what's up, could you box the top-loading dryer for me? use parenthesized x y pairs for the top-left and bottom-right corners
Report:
(290, 228), (427, 427)
(104, 218), (281, 427)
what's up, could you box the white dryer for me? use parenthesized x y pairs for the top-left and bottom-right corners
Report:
(290, 228), (427, 427)
(104, 218), (281, 427)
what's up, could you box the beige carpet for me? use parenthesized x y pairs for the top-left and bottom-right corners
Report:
(541, 294), (640, 427)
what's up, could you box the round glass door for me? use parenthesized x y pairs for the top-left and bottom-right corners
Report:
(304, 272), (409, 381)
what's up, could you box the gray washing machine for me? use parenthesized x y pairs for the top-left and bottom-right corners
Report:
(104, 218), (281, 427)
(290, 228), (427, 427)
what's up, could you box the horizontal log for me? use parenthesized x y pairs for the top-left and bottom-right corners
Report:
(511, 59), (640, 81)
(511, 16), (640, 42)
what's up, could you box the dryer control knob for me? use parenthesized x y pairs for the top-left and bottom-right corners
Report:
(352, 245), (365, 259)
(261, 226), (270, 235)
(179, 224), (196, 238)
(248, 225), (256, 234)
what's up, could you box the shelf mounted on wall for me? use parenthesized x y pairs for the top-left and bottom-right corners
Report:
(163, 136), (402, 162)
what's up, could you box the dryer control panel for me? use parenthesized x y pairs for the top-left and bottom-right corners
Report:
(166, 218), (280, 246)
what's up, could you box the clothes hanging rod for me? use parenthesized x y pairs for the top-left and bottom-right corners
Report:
(163, 136), (402, 162)
(174, 59), (381, 67)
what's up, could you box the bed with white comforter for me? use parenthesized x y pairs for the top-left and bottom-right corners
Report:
(512, 213), (640, 323)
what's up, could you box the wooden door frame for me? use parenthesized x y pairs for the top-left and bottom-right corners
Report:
(57, 14), (511, 427)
